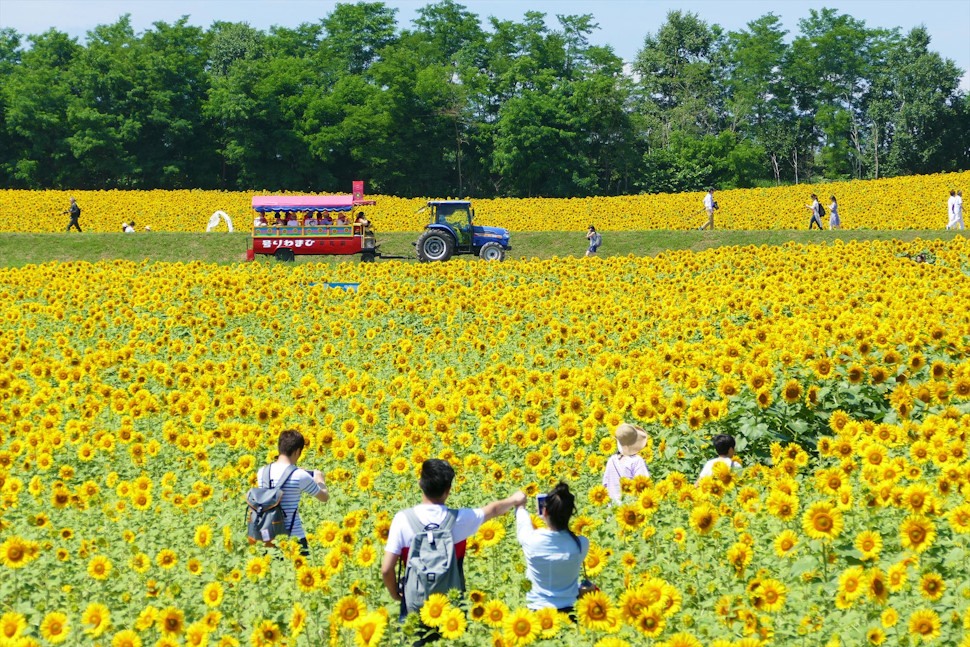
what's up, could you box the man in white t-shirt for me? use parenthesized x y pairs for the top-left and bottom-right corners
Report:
(699, 188), (716, 230)
(256, 429), (329, 555)
(381, 459), (525, 619)
(947, 190), (959, 230)
(696, 433), (742, 485)
(950, 190), (964, 230)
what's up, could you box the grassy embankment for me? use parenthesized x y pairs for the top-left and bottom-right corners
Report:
(0, 230), (965, 267)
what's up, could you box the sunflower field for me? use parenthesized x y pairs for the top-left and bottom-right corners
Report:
(2, 171), (969, 234)
(1, 237), (970, 647)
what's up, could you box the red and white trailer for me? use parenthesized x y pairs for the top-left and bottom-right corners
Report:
(249, 181), (379, 262)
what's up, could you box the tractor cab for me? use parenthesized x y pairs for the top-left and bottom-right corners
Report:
(415, 200), (511, 262)
(430, 201), (473, 247)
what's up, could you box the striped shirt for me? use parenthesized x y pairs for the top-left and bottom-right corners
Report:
(257, 463), (321, 539)
(602, 454), (649, 504)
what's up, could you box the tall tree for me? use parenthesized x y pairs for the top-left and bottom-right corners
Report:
(723, 14), (792, 183)
(320, 2), (398, 76)
(633, 11), (725, 143)
(873, 26), (966, 176)
(2, 29), (80, 187)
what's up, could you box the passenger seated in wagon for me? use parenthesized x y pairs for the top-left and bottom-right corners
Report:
(335, 213), (349, 226)
(305, 215), (320, 226)
(321, 213), (334, 225)
(254, 214), (268, 227)
(273, 214), (286, 226)
(286, 214), (300, 227)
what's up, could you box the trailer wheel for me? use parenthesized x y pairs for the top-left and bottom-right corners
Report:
(361, 251), (376, 263)
(274, 248), (295, 262)
(479, 242), (506, 261)
(415, 229), (455, 262)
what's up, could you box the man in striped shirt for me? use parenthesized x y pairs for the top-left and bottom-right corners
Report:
(257, 429), (330, 556)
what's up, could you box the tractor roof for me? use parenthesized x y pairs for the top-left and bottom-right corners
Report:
(427, 200), (472, 207)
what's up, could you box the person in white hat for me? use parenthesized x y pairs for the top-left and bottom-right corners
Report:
(602, 423), (650, 504)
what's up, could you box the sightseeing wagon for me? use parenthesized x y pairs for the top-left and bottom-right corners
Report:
(249, 181), (380, 262)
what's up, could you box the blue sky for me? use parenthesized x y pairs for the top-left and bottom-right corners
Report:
(2, 0), (968, 89)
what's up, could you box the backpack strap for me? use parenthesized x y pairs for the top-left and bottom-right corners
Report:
(403, 508), (428, 534)
(269, 464), (298, 492)
(439, 508), (458, 532)
(270, 464), (299, 535)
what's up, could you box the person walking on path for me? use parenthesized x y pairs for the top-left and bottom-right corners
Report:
(947, 190), (964, 230)
(63, 197), (82, 232)
(585, 225), (602, 257)
(806, 194), (824, 230)
(828, 196), (840, 230)
(698, 188), (717, 230)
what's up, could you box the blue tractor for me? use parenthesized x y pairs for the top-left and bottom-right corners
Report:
(414, 200), (511, 262)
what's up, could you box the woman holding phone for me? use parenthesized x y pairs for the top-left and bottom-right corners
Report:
(515, 482), (589, 614)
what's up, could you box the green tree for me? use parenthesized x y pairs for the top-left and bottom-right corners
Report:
(0, 28), (23, 185)
(633, 11), (725, 143)
(873, 26), (966, 176)
(2, 28), (80, 187)
(321, 2), (398, 75)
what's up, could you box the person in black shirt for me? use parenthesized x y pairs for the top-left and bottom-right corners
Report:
(63, 197), (82, 232)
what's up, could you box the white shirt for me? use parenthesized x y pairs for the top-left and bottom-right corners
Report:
(385, 504), (485, 556)
(956, 195), (964, 216)
(696, 456), (742, 483)
(515, 507), (589, 610)
(602, 454), (649, 504)
(949, 196), (957, 215)
(703, 193), (714, 211)
(256, 463), (321, 539)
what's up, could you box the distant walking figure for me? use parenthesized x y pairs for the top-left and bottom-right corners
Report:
(806, 194), (824, 230)
(585, 225), (602, 257)
(63, 197), (82, 232)
(828, 196), (840, 230)
(947, 190), (964, 230)
(699, 188), (717, 230)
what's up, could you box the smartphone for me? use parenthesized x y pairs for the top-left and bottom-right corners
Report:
(536, 494), (547, 516)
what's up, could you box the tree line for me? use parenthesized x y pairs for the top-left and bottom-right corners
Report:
(1, 2), (968, 197)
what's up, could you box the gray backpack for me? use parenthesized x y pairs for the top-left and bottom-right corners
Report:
(246, 464), (297, 545)
(401, 508), (464, 615)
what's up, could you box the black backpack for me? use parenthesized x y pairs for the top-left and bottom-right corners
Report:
(816, 202), (826, 218)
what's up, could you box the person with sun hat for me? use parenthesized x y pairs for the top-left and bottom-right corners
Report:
(602, 423), (650, 504)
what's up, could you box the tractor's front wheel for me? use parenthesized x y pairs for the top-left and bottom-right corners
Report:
(416, 230), (455, 262)
(478, 242), (506, 261)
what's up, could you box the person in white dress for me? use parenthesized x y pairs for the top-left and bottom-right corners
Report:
(602, 423), (650, 503)
(948, 190), (964, 230)
(828, 196), (840, 230)
(947, 190), (959, 229)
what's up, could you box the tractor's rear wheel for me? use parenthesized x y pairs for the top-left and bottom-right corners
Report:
(479, 242), (506, 261)
(416, 230), (455, 262)
(274, 248), (295, 262)
(360, 251), (376, 263)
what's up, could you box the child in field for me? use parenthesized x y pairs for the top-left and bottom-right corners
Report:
(696, 433), (742, 485)
(602, 423), (649, 503)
